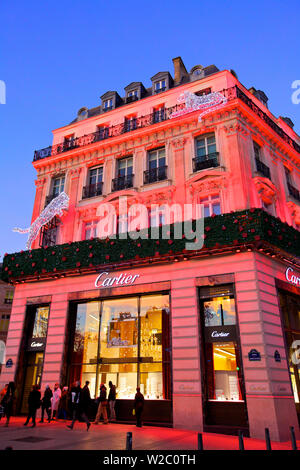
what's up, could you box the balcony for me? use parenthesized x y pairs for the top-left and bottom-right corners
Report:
(193, 153), (219, 172)
(82, 182), (103, 199)
(288, 183), (300, 201)
(33, 85), (300, 162)
(112, 174), (134, 192)
(144, 166), (168, 184)
(255, 158), (271, 179)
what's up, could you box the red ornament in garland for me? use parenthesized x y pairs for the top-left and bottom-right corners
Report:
(254, 235), (261, 241)
(105, 255), (110, 260)
(89, 253), (93, 258)
(76, 262), (81, 267)
(32, 262), (36, 267)
(205, 226), (211, 232)
(120, 254), (124, 259)
(168, 240), (173, 245)
(44, 258), (47, 262)
(4, 267), (8, 271)
(62, 257), (67, 262)
(242, 233), (247, 238)
(52, 251), (55, 255)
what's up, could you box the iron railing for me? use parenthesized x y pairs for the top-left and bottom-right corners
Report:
(112, 174), (134, 192)
(287, 183), (300, 201)
(82, 182), (103, 199)
(255, 158), (271, 179)
(44, 193), (59, 207)
(144, 165), (168, 184)
(33, 85), (300, 162)
(193, 153), (219, 172)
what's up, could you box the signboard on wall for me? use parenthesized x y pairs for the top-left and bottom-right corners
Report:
(285, 267), (300, 288)
(248, 349), (261, 361)
(204, 325), (237, 343)
(27, 337), (46, 352)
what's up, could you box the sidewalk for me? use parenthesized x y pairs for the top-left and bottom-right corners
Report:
(0, 417), (298, 450)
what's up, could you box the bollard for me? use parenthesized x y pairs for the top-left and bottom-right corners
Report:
(126, 431), (132, 450)
(238, 430), (244, 451)
(290, 426), (297, 451)
(197, 433), (203, 451)
(265, 428), (272, 450)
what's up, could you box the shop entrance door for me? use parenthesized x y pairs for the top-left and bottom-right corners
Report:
(20, 352), (44, 414)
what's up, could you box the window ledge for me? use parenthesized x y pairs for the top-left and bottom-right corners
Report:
(140, 179), (173, 191)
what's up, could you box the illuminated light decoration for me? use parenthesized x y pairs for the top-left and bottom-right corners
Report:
(13, 192), (69, 250)
(169, 90), (227, 122)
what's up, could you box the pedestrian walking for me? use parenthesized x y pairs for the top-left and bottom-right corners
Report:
(94, 383), (108, 424)
(39, 384), (52, 423)
(50, 383), (61, 420)
(108, 381), (116, 422)
(0, 384), (8, 421)
(24, 384), (41, 428)
(134, 387), (144, 427)
(2, 382), (15, 427)
(67, 381), (91, 431)
(58, 386), (68, 420)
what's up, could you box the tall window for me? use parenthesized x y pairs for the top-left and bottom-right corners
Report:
(52, 176), (65, 197)
(40, 217), (60, 247)
(124, 116), (137, 132)
(196, 134), (216, 160)
(68, 294), (171, 400)
(153, 106), (165, 123)
(199, 194), (221, 217)
(117, 157), (133, 178)
(89, 167), (103, 186)
(253, 142), (261, 161)
(103, 99), (113, 110)
(145, 148), (167, 184)
(4, 290), (13, 304)
(32, 306), (49, 338)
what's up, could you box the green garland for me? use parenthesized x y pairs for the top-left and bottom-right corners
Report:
(2, 208), (299, 283)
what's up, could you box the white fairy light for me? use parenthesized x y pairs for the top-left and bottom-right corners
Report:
(170, 90), (227, 121)
(13, 191), (69, 250)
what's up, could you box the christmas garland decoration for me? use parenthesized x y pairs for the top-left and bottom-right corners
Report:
(2, 208), (300, 283)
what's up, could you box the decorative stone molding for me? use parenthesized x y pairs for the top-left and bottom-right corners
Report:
(223, 123), (249, 137)
(287, 201), (300, 226)
(70, 167), (82, 178)
(77, 206), (99, 221)
(253, 176), (278, 205)
(188, 174), (228, 197)
(34, 178), (46, 188)
(170, 137), (187, 150)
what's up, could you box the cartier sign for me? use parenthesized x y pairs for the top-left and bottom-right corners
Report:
(285, 267), (300, 287)
(27, 337), (46, 352)
(205, 325), (237, 343)
(95, 272), (140, 288)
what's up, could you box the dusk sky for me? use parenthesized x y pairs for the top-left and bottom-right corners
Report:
(1, 0), (299, 259)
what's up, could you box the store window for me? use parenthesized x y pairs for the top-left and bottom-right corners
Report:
(278, 290), (300, 410)
(32, 306), (49, 338)
(68, 293), (171, 401)
(199, 284), (247, 427)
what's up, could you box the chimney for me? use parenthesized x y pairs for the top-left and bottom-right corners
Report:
(279, 116), (294, 129)
(172, 56), (188, 84)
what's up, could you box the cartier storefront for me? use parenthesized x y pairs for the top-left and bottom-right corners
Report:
(64, 291), (172, 424)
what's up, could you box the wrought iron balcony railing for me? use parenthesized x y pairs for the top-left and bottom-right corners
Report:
(287, 183), (300, 201)
(33, 85), (300, 162)
(82, 182), (103, 199)
(112, 174), (134, 192)
(193, 153), (219, 172)
(255, 158), (271, 179)
(44, 193), (59, 207)
(144, 165), (168, 184)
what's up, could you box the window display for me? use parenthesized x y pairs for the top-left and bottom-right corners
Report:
(32, 306), (49, 338)
(210, 342), (242, 401)
(204, 296), (236, 326)
(69, 293), (171, 400)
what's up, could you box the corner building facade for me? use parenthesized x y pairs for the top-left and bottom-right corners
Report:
(1, 57), (300, 441)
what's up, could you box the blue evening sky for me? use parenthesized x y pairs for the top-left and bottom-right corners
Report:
(0, 0), (299, 259)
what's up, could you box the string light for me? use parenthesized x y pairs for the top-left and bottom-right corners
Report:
(169, 90), (227, 122)
(13, 192), (69, 250)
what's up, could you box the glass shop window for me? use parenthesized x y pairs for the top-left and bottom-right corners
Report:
(100, 297), (138, 360)
(203, 295), (236, 326)
(97, 363), (138, 400)
(205, 342), (242, 401)
(71, 302), (100, 364)
(32, 306), (49, 338)
(69, 364), (97, 399)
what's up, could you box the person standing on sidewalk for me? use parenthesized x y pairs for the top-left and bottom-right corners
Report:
(40, 384), (52, 423)
(58, 386), (68, 420)
(0, 384), (8, 421)
(67, 381), (91, 431)
(108, 381), (116, 422)
(2, 382), (15, 427)
(50, 383), (61, 420)
(134, 387), (144, 428)
(94, 383), (108, 424)
(24, 385), (41, 428)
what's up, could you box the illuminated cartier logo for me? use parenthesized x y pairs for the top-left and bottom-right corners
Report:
(211, 331), (230, 338)
(31, 341), (43, 348)
(285, 267), (300, 287)
(95, 272), (140, 288)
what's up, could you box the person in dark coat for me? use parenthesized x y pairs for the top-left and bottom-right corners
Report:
(67, 381), (91, 431)
(24, 384), (41, 427)
(94, 383), (108, 424)
(39, 384), (53, 423)
(58, 386), (68, 420)
(2, 382), (15, 427)
(108, 381), (116, 422)
(134, 387), (144, 427)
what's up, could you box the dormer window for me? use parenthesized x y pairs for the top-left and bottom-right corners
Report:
(155, 80), (166, 93)
(103, 99), (113, 111)
(127, 90), (138, 103)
